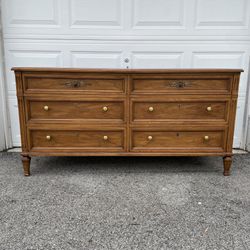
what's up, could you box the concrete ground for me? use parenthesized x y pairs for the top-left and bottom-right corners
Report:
(0, 152), (249, 250)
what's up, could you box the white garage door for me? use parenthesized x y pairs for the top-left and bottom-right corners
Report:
(2, 0), (250, 148)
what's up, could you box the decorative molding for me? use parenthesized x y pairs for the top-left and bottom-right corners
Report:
(131, 52), (183, 68)
(195, 0), (249, 29)
(132, 0), (185, 28)
(69, 0), (123, 28)
(192, 52), (245, 69)
(70, 51), (122, 68)
(3, 0), (60, 28)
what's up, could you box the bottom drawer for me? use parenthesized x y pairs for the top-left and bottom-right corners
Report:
(30, 129), (125, 151)
(131, 129), (226, 152)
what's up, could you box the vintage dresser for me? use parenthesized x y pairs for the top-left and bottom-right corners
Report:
(12, 68), (243, 176)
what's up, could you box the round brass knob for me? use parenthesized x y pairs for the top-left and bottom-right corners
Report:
(103, 135), (108, 141)
(148, 107), (154, 112)
(44, 105), (49, 111)
(103, 106), (108, 112)
(46, 135), (51, 141)
(204, 136), (209, 141)
(148, 135), (153, 141)
(206, 106), (212, 112)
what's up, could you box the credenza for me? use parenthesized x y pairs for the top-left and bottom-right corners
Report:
(12, 68), (243, 176)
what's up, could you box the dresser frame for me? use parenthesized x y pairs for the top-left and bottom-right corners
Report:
(12, 68), (243, 176)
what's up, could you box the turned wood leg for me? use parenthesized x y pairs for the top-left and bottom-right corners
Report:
(21, 155), (31, 176)
(223, 156), (232, 176)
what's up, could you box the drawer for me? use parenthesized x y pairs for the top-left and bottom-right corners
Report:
(131, 128), (226, 151)
(27, 100), (125, 122)
(131, 74), (233, 94)
(23, 73), (126, 94)
(132, 100), (228, 122)
(30, 129), (125, 151)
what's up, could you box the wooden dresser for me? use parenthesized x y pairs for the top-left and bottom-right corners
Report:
(12, 68), (243, 176)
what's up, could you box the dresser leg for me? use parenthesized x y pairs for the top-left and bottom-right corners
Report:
(223, 156), (232, 176)
(22, 155), (31, 176)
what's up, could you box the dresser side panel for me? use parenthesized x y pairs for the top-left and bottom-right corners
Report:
(226, 73), (241, 153)
(15, 71), (28, 154)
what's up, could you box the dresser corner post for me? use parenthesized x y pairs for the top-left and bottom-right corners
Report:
(223, 156), (232, 176)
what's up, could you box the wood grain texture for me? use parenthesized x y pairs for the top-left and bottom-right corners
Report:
(132, 100), (228, 122)
(24, 75), (125, 94)
(28, 100), (125, 122)
(131, 74), (233, 94)
(13, 67), (242, 176)
(30, 129), (125, 151)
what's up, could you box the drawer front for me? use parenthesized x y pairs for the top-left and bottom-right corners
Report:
(131, 129), (225, 151)
(30, 129), (125, 151)
(23, 74), (125, 93)
(132, 75), (232, 94)
(28, 100), (125, 122)
(132, 100), (228, 122)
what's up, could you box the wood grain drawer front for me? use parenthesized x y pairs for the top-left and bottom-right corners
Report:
(131, 130), (225, 151)
(24, 75), (125, 94)
(30, 130), (125, 151)
(132, 101), (228, 122)
(28, 101), (125, 122)
(132, 75), (232, 94)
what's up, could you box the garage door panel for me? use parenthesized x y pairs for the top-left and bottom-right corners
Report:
(131, 52), (184, 68)
(70, 0), (123, 28)
(132, 0), (185, 28)
(2, 0), (61, 28)
(192, 52), (245, 68)
(70, 51), (123, 68)
(196, 0), (248, 28)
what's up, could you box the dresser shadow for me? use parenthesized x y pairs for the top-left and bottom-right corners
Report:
(31, 156), (223, 175)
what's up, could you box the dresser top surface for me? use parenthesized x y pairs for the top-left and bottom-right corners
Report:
(11, 67), (244, 73)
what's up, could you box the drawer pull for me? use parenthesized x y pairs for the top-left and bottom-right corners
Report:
(65, 81), (91, 88)
(206, 106), (212, 112)
(103, 135), (108, 141)
(46, 135), (51, 141)
(148, 106), (154, 112)
(148, 135), (153, 141)
(43, 105), (49, 111)
(204, 136), (209, 141)
(167, 81), (191, 89)
(103, 106), (108, 112)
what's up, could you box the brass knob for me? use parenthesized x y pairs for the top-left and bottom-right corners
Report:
(148, 135), (153, 141)
(206, 106), (212, 112)
(103, 135), (108, 141)
(103, 106), (108, 112)
(44, 105), (49, 111)
(148, 107), (154, 112)
(204, 136), (209, 141)
(46, 135), (51, 141)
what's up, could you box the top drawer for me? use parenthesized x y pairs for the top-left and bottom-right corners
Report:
(131, 74), (233, 95)
(22, 73), (126, 94)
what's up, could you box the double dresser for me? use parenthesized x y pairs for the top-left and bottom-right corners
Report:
(12, 68), (243, 176)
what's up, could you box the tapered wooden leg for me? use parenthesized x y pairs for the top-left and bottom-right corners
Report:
(223, 156), (232, 176)
(22, 155), (31, 176)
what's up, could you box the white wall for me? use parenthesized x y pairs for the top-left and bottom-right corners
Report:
(0, 4), (11, 151)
